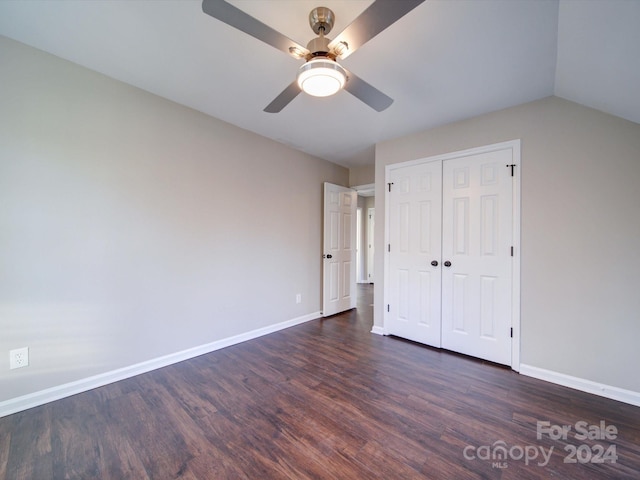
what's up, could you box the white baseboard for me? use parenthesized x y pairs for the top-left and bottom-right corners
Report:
(519, 364), (640, 408)
(370, 325), (386, 336)
(0, 311), (320, 418)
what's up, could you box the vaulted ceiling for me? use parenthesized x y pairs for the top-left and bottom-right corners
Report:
(1, 1), (638, 168)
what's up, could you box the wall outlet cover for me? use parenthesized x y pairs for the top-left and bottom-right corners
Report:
(9, 347), (29, 370)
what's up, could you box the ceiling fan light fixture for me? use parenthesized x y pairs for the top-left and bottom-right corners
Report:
(297, 57), (347, 97)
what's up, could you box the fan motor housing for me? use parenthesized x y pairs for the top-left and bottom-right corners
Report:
(306, 36), (332, 57)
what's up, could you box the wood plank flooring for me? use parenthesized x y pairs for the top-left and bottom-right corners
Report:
(1, 284), (639, 479)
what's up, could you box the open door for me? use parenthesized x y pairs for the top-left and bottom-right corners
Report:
(367, 207), (375, 282)
(322, 183), (357, 316)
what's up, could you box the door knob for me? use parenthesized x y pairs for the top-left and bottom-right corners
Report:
(431, 260), (438, 267)
(324, 254), (333, 259)
(444, 261), (452, 267)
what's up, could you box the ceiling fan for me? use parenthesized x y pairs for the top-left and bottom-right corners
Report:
(202, 0), (425, 113)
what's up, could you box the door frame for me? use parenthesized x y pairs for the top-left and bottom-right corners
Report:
(383, 140), (521, 371)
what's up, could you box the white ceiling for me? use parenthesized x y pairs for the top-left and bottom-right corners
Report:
(1, 0), (638, 169)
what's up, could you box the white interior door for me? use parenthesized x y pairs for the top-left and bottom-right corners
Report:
(323, 183), (356, 316)
(356, 208), (363, 283)
(441, 150), (513, 364)
(386, 161), (443, 346)
(367, 208), (375, 282)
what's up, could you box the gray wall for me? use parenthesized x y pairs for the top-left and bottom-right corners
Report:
(0, 37), (348, 403)
(349, 164), (375, 187)
(375, 96), (640, 393)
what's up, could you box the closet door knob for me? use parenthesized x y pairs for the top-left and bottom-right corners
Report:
(431, 260), (438, 267)
(444, 261), (452, 267)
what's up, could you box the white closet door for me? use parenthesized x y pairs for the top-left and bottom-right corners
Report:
(441, 150), (513, 365)
(386, 161), (443, 346)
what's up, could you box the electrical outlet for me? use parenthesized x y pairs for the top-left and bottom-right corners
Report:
(296, 294), (302, 304)
(9, 347), (29, 370)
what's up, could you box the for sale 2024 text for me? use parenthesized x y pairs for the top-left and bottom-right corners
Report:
(537, 420), (618, 464)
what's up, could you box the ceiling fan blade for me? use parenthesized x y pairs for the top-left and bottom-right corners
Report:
(264, 81), (301, 113)
(202, 0), (309, 59)
(343, 69), (393, 112)
(329, 0), (425, 59)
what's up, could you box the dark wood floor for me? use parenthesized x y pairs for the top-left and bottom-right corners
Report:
(1, 285), (639, 479)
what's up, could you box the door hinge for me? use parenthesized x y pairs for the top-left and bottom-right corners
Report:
(387, 304), (390, 312)
(510, 246), (514, 257)
(388, 182), (394, 192)
(510, 327), (513, 338)
(506, 164), (516, 176)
